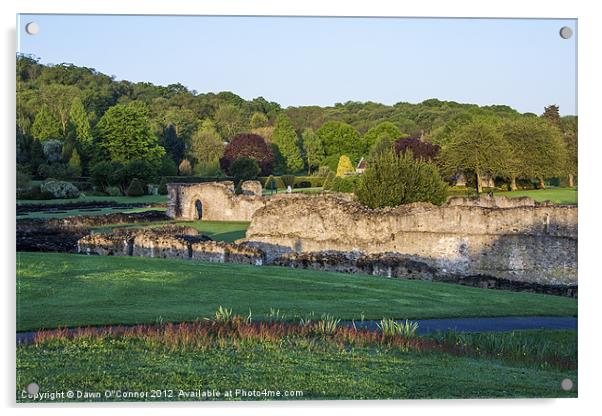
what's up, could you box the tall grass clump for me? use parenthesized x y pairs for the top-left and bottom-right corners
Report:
(377, 318), (419, 338)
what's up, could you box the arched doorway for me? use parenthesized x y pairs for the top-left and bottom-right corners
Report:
(194, 199), (203, 220)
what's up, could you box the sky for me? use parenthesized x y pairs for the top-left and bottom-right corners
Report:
(17, 14), (577, 115)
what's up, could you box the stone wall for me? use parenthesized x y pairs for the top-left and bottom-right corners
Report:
(241, 195), (577, 287)
(166, 181), (267, 221)
(78, 226), (265, 265)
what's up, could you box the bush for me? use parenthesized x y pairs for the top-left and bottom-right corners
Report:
(105, 186), (122, 197)
(90, 161), (123, 190)
(17, 170), (31, 190)
(126, 178), (146, 196)
(124, 159), (157, 184)
(336, 155), (354, 177)
(230, 157), (261, 183)
(329, 175), (360, 193)
(158, 177), (168, 195)
(323, 172), (336, 190)
(281, 175), (296, 188)
(17, 185), (54, 200)
(37, 163), (74, 180)
(194, 160), (223, 177)
(158, 155), (178, 177)
(263, 175), (277, 191)
(314, 166), (333, 177)
(178, 159), (193, 176)
(355, 150), (448, 208)
(40, 180), (80, 199)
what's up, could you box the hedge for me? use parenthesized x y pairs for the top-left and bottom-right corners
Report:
(162, 175), (233, 184)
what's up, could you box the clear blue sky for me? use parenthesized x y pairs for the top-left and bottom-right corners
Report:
(17, 14), (577, 115)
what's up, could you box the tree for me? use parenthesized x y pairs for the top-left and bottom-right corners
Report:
(178, 159), (193, 176)
(564, 132), (578, 187)
(68, 97), (92, 147)
(161, 108), (199, 144)
(271, 114), (304, 173)
(301, 128), (324, 175)
(364, 122), (403, 151)
(214, 103), (246, 141)
(230, 157), (260, 184)
(161, 124), (186, 164)
(439, 117), (511, 194)
(68, 148), (82, 177)
(542, 104), (561, 128)
(355, 149), (448, 208)
(250, 112), (269, 129)
(220, 133), (274, 175)
(502, 117), (567, 190)
(190, 119), (224, 167)
(38, 83), (80, 138)
(394, 137), (440, 161)
(336, 155), (354, 177)
(95, 103), (165, 164)
(316, 121), (363, 170)
(32, 106), (61, 141)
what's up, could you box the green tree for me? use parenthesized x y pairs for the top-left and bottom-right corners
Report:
(95, 103), (165, 164)
(336, 155), (354, 177)
(564, 132), (578, 187)
(363, 122), (404, 152)
(368, 135), (396, 162)
(68, 97), (92, 147)
(272, 114), (304, 173)
(215, 103), (246, 141)
(190, 119), (224, 167)
(439, 117), (511, 194)
(230, 157), (261, 184)
(502, 117), (568, 190)
(316, 121), (363, 170)
(301, 128), (324, 175)
(542, 104), (561, 128)
(39, 83), (80, 137)
(355, 149), (448, 208)
(32, 106), (61, 141)
(68, 148), (82, 177)
(250, 112), (269, 129)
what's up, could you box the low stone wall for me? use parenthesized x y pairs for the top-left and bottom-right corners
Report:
(274, 251), (577, 297)
(78, 226), (265, 265)
(241, 195), (578, 287)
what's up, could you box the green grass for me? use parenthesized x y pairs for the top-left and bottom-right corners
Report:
(448, 187), (577, 205)
(17, 194), (167, 206)
(16, 252), (577, 332)
(16, 326), (577, 401)
(17, 207), (165, 220)
(500, 188), (577, 205)
(102, 220), (250, 243)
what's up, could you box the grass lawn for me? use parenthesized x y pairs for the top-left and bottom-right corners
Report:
(448, 187), (577, 205)
(102, 220), (250, 243)
(16, 325), (577, 401)
(17, 194), (167, 206)
(17, 207), (166, 220)
(16, 252), (577, 332)
(499, 188), (577, 205)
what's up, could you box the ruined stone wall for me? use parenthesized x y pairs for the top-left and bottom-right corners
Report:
(241, 195), (577, 286)
(166, 181), (267, 221)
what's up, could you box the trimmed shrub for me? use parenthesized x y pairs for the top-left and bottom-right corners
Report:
(355, 149), (448, 208)
(40, 180), (80, 199)
(126, 178), (146, 196)
(336, 155), (354, 177)
(105, 186), (122, 196)
(158, 177), (168, 195)
(281, 175), (296, 188)
(178, 159), (193, 176)
(329, 175), (360, 193)
(230, 157), (261, 184)
(323, 172), (336, 190)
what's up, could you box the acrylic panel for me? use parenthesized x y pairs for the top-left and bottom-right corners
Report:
(16, 14), (577, 402)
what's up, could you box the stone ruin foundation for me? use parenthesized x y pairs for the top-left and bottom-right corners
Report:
(78, 225), (265, 265)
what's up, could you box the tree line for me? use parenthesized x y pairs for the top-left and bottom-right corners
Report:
(16, 54), (577, 195)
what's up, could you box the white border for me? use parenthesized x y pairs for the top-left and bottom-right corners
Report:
(2, 1), (599, 415)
